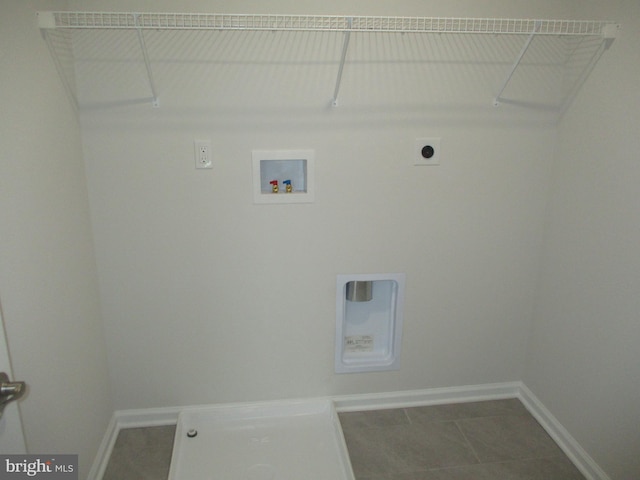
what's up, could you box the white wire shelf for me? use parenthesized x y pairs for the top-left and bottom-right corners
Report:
(36, 11), (620, 111)
(39, 11), (615, 36)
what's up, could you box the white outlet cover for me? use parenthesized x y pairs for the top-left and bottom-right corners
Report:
(415, 137), (441, 166)
(194, 140), (212, 169)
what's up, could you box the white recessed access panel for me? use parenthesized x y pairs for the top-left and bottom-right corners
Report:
(336, 273), (406, 374)
(252, 149), (315, 204)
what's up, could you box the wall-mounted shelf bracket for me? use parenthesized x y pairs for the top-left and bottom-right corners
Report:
(37, 11), (79, 111)
(494, 20), (619, 107)
(332, 17), (352, 107)
(134, 14), (160, 107)
(601, 23), (619, 50)
(559, 22), (620, 114)
(493, 21), (541, 107)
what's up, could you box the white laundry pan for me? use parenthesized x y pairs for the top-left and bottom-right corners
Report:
(168, 398), (355, 480)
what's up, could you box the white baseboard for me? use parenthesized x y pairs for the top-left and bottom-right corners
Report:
(88, 381), (609, 480)
(517, 384), (611, 480)
(332, 381), (522, 412)
(87, 414), (118, 480)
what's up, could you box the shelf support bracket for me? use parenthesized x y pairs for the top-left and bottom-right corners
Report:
(493, 20), (541, 107)
(41, 30), (79, 112)
(134, 14), (160, 108)
(559, 23), (619, 115)
(37, 12), (78, 111)
(332, 17), (352, 107)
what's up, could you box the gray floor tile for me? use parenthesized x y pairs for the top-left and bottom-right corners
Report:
(456, 414), (562, 463)
(339, 408), (410, 429)
(343, 422), (478, 477)
(102, 425), (175, 480)
(405, 398), (528, 424)
(353, 456), (584, 480)
(417, 456), (585, 480)
(343, 426), (416, 476)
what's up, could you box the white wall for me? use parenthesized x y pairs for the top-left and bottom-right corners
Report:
(0, 1), (112, 477)
(525, 1), (640, 478)
(69, 0), (574, 409)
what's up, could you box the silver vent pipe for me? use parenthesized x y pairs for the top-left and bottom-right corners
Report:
(345, 281), (372, 302)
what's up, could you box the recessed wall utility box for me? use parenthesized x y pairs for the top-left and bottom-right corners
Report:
(335, 273), (406, 374)
(415, 137), (441, 166)
(252, 149), (315, 204)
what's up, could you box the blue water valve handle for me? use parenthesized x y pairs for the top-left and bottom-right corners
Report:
(283, 180), (292, 192)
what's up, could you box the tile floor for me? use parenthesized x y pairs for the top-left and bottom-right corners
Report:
(102, 399), (585, 480)
(102, 425), (175, 480)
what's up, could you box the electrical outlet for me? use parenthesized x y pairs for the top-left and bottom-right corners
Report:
(415, 137), (441, 166)
(194, 140), (212, 169)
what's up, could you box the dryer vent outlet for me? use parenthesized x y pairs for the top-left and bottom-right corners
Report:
(415, 137), (441, 166)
